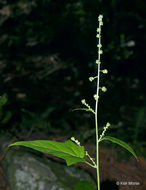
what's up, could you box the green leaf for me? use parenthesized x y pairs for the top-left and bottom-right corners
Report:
(73, 108), (95, 114)
(1, 111), (12, 124)
(9, 140), (86, 166)
(101, 136), (138, 160)
(0, 94), (7, 108)
(74, 181), (95, 190)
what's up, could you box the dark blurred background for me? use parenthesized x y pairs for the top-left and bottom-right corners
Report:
(0, 0), (146, 157)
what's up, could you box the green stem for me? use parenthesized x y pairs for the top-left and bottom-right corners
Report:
(85, 161), (97, 168)
(95, 18), (102, 190)
(86, 152), (97, 167)
(95, 115), (100, 190)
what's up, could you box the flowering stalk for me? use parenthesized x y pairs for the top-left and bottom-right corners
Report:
(95, 15), (103, 190)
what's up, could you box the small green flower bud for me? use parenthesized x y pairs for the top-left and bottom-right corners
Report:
(81, 99), (86, 104)
(89, 77), (94, 82)
(106, 122), (110, 127)
(77, 142), (80, 146)
(102, 69), (108, 74)
(98, 15), (103, 22)
(99, 50), (103, 54)
(99, 21), (103, 26)
(93, 94), (99, 100)
(96, 60), (101, 64)
(93, 94), (97, 100)
(97, 44), (102, 48)
(96, 28), (101, 32)
(96, 34), (101, 38)
(101, 86), (107, 92)
(71, 137), (75, 141)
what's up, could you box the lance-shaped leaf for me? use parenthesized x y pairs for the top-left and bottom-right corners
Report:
(9, 140), (86, 166)
(101, 136), (138, 160)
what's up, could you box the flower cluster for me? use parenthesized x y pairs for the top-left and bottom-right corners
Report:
(98, 15), (103, 23)
(81, 99), (95, 114)
(85, 151), (96, 168)
(98, 122), (110, 142)
(71, 137), (81, 146)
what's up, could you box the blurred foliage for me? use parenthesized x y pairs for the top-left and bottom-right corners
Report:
(0, 0), (145, 153)
(0, 94), (12, 126)
(74, 181), (94, 190)
(19, 108), (53, 132)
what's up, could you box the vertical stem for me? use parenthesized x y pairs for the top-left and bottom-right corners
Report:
(95, 16), (102, 190)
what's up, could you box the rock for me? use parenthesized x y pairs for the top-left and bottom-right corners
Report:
(2, 148), (95, 190)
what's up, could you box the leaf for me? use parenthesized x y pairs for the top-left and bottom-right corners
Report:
(9, 140), (86, 166)
(0, 94), (7, 108)
(1, 111), (12, 124)
(101, 136), (138, 160)
(73, 108), (95, 114)
(74, 181), (95, 190)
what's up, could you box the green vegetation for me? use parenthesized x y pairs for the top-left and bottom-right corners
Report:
(0, 1), (145, 145)
(0, 1), (145, 188)
(9, 15), (138, 190)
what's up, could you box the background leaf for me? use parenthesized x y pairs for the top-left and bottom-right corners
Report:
(74, 181), (95, 190)
(101, 136), (138, 160)
(9, 140), (86, 166)
(0, 94), (7, 108)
